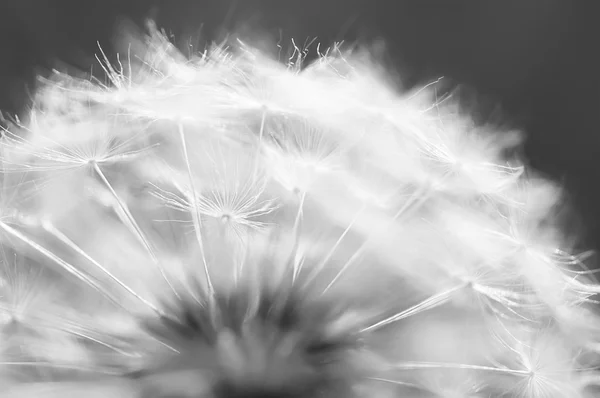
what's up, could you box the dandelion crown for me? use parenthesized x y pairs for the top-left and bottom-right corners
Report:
(1, 21), (600, 398)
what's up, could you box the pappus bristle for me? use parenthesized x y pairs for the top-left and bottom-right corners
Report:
(2, 20), (600, 398)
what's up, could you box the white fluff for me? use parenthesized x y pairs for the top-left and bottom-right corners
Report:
(0, 22), (599, 397)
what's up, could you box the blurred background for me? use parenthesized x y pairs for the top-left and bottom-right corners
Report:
(1, 0), (599, 252)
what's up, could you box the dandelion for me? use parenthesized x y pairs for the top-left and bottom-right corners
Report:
(0, 20), (599, 398)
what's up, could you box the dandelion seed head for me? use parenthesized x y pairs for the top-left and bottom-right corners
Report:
(0, 19), (598, 398)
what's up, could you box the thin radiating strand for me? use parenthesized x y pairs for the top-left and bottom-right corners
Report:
(92, 162), (156, 260)
(34, 319), (134, 357)
(91, 161), (180, 300)
(367, 377), (428, 390)
(361, 283), (468, 333)
(290, 190), (307, 282)
(41, 220), (164, 317)
(177, 122), (215, 299)
(0, 220), (122, 309)
(303, 203), (366, 287)
(0, 361), (123, 376)
(368, 376), (484, 397)
(322, 184), (436, 295)
(253, 107), (268, 180)
(391, 361), (530, 376)
(233, 238), (250, 286)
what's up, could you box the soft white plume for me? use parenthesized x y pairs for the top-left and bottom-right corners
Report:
(0, 22), (599, 397)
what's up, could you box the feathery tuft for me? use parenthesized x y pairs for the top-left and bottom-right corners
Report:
(1, 21), (599, 397)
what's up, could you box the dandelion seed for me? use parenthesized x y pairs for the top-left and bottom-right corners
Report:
(498, 329), (585, 398)
(0, 255), (50, 331)
(151, 148), (278, 239)
(1, 122), (157, 174)
(264, 117), (344, 194)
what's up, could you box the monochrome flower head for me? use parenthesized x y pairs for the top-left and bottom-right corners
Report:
(0, 20), (599, 398)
